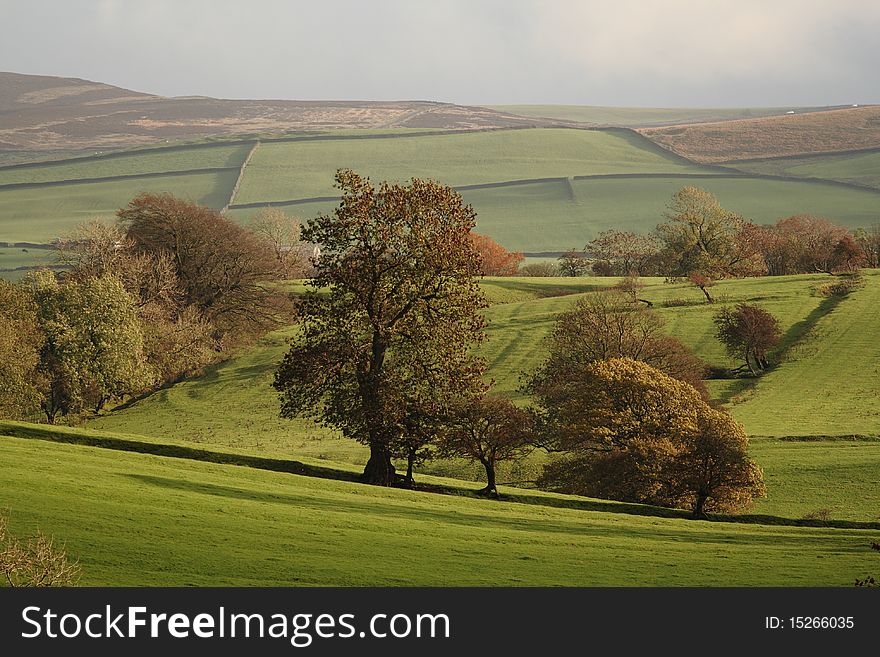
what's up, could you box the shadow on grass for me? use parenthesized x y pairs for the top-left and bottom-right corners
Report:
(5, 421), (879, 531)
(714, 292), (846, 406)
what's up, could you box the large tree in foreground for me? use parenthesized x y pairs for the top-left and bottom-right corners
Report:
(274, 170), (488, 485)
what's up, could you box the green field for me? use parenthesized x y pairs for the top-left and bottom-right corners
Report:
(0, 170), (238, 243)
(731, 150), (880, 190)
(1, 435), (876, 586)
(489, 105), (829, 127)
(0, 246), (58, 280)
(0, 144), (250, 186)
(3, 273), (880, 585)
(233, 128), (710, 204)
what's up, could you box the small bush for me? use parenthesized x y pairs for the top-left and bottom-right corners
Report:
(817, 272), (866, 297)
(0, 509), (81, 587)
(518, 262), (558, 277)
(801, 508), (833, 522)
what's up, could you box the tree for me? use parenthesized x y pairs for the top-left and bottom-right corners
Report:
(657, 187), (762, 282)
(714, 303), (781, 375)
(854, 224), (880, 269)
(0, 281), (43, 419)
(273, 170), (488, 486)
(438, 396), (534, 496)
(667, 408), (766, 518)
(534, 358), (703, 504)
(118, 193), (283, 344)
(754, 216), (863, 275)
(614, 272), (652, 306)
(533, 358), (764, 516)
(469, 233), (524, 276)
(586, 230), (661, 276)
(557, 249), (590, 277)
(0, 509), (81, 587)
(518, 261), (558, 277)
(528, 291), (708, 399)
(25, 270), (152, 420)
(249, 207), (307, 279)
(688, 271), (717, 304)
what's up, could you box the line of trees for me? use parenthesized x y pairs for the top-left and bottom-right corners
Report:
(0, 195), (303, 423)
(549, 187), (878, 294)
(273, 171), (766, 517)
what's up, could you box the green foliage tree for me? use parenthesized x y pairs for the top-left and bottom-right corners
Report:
(438, 395), (534, 496)
(0, 281), (43, 419)
(25, 270), (152, 420)
(273, 170), (488, 485)
(657, 187), (762, 300)
(713, 303), (781, 375)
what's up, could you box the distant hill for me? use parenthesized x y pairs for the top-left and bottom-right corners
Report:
(486, 105), (850, 128)
(640, 106), (880, 162)
(0, 72), (564, 153)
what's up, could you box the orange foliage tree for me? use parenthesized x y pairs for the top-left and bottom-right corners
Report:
(469, 233), (524, 276)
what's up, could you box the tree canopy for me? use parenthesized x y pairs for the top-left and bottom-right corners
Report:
(273, 170), (488, 485)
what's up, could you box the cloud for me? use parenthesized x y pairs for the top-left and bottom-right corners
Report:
(1, 0), (878, 105)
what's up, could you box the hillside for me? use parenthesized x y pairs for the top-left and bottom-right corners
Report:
(0, 72), (559, 154)
(486, 105), (842, 128)
(640, 106), (880, 162)
(2, 273), (880, 586)
(4, 126), (880, 251)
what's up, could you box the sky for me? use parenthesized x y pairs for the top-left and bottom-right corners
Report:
(2, 0), (879, 106)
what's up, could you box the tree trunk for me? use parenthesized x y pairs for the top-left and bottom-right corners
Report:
(362, 442), (397, 486)
(692, 494), (709, 519)
(480, 459), (498, 496)
(404, 451), (416, 487)
(699, 285), (714, 304)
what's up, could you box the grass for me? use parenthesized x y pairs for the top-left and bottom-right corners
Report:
(641, 106), (880, 162)
(229, 175), (880, 254)
(1, 435), (877, 586)
(0, 144), (250, 185)
(0, 246), (58, 281)
(731, 150), (880, 190)
(233, 128), (711, 204)
(0, 170), (238, 243)
(730, 271), (880, 437)
(490, 105), (826, 127)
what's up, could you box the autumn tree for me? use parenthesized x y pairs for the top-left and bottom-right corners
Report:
(273, 171), (488, 486)
(753, 216), (863, 275)
(614, 272), (652, 306)
(249, 207), (307, 279)
(438, 395), (534, 496)
(25, 270), (152, 420)
(667, 408), (766, 518)
(557, 249), (590, 277)
(528, 291), (708, 399)
(854, 224), (880, 269)
(714, 303), (781, 375)
(469, 233), (524, 276)
(533, 358), (764, 516)
(535, 358), (703, 504)
(586, 230), (661, 276)
(0, 281), (43, 419)
(657, 187), (762, 287)
(118, 193), (283, 344)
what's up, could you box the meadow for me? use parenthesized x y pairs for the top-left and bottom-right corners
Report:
(1, 434), (876, 586)
(0, 170), (239, 243)
(732, 150), (880, 190)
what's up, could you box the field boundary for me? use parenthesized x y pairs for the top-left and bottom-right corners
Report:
(221, 141), (260, 213)
(228, 170), (880, 211)
(0, 166), (239, 191)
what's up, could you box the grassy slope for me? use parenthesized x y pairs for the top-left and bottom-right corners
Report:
(0, 170), (238, 243)
(0, 246), (58, 281)
(233, 128), (710, 203)
(641, 106), (880, 163)
(731, 150), (880, 190)
(0, 144), (250, 185)
(231, 175), (880, 254)
(489, 105), (821, 127)
(1, 436), (876, 586)
(731, 273), (880, 437)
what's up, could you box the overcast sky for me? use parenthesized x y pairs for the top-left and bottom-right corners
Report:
(2, 0), (878, 106)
